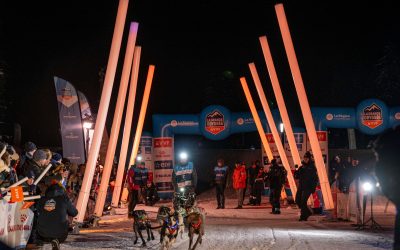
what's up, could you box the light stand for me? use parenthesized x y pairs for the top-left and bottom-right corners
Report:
(356, 182), (383, 231)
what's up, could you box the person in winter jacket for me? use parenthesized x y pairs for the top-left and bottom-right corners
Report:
(36, 175), (78, 250)
(232, 161), (247, 209)
(246, 161), (260, 205)
(144, 180), (159, 206)
(18, 141), (37, 178)
(251, 166), (267, 206)
(329, 155), (342, 186)
(294, 151), (318, 221)
(372, 125), (400, 249)
(267, 159), (287, 214)
(127, 162), (143, 216)
(172, 152), (197, 192)
(24, 149), (49, 195)
(214, 158), (228, 209)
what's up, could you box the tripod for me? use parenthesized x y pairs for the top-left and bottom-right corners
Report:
(356, 192), (383, 231)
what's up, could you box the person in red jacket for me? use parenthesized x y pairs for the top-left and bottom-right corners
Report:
(127, 163), (142, 217)
(232, 161), (247, 209)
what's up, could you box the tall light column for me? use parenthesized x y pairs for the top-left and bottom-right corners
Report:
(111, 47), (142, 208)
(94, 22), (138, 217)
(275, 3), (333, 209)
(240, 77), (273, 161)
(74, 0), (130, 223)
(248, 62), (297, 196)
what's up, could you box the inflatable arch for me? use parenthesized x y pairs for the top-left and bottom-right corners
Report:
(143, 98), (400, 199)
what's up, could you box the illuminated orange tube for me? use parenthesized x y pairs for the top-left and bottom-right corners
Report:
(74, 0), (129, 224)
(111, 47), (141, 208)
(249, 62), (297, 196)
(129, 65), (155, 166)
(240, 77), (273, 161)
(259, 36), (302, 167)
(93, 22), (139, 217)
(275, 3), (334, 209)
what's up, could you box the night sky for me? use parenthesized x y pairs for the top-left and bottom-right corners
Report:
(1, 1), (399, 147)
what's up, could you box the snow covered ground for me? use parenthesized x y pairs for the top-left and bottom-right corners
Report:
(42, 190), (395, 250)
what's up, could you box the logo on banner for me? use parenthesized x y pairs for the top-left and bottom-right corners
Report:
(316, 131), (327, 142)
(395, 112), (400, 120)
(326, 113), (333, 121)
(154, 138), (173, 148)
(57, 86), (78, 108)
(205, 110), (225, 135)
(170, 120), (178, 127)
(237, 118), (244, 125)
(266, 133), (274, 143)
(20, 214), (27, 223)
(362, 103), (383, 129)
(154, 160), (173, 170)
(44, 199), (56, 212)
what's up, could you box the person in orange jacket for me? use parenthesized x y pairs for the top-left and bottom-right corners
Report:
(232, 161), (247, 209)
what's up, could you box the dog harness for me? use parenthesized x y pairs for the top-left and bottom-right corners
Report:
(167, 221), (179, 236)
(191, 217), (202, 230)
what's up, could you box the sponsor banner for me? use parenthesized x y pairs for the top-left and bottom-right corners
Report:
(153, 137), (174, 198)
(54, 77), (86, 164)
(139, 135), (153, 174)
(0, 201), (34, 249)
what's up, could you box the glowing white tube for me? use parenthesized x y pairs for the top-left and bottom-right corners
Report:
(34, 164), (52, 185)
(24, 195), (41, 201)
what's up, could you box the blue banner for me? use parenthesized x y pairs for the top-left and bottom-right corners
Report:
(54, 77), (86, 164)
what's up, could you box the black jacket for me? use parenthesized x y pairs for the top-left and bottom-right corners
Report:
(37, 184), (78, 239)
(267, 163), (287, 189)
(248, 165), (260, 184)
(23, 160), (42, 180)
(294, 161), (318, 192)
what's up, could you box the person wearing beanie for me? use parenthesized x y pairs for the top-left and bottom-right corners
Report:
(25, 149), (48, 185)
(51, 153), (62, 165)
(36, 174), (78, 250)
(144, 180), (159, 206)
(25, 142), (37, 157)
(294, 151), (318, 221)
(19, 141), (37, 178)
